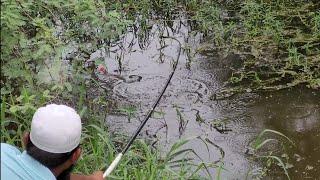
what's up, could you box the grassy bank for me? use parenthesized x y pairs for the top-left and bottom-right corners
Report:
(193, 0), (319, 93)
(1, 94), (215, 179)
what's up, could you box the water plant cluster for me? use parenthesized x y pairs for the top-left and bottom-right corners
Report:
(193, 0), (319, 91)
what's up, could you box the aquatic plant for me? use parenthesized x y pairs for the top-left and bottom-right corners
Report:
(119, 106), (137, 122)
(175, 106), (188, 137)
(248, 129), (295, 180)
(194, 0), (320, 92)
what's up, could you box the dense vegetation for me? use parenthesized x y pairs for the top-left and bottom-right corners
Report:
(193, 0), (319, 95)
(1, 0), (318, 179)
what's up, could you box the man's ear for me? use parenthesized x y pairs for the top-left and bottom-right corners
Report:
(70, 147), (81, 164)
(22, 132), (30, 149)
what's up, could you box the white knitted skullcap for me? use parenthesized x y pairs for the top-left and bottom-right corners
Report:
(30, 104), (82, 153)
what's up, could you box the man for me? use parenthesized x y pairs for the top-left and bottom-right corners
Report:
(1, 104), (104, 180)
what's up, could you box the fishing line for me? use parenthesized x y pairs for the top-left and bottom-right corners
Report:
(103, 36), (182, 178)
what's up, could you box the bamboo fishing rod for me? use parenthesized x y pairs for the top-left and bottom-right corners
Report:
(103, 36), (181, 178)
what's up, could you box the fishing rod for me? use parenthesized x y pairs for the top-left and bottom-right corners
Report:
(103, 36), (181, 178)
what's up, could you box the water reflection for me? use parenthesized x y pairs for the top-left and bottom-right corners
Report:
(251, 89), (320, 179)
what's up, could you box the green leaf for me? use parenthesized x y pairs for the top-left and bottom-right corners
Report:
(259, 155), (291, 180)
(1, 97), (6, 121)
(65, 82), (72, 92)
(9, 105), (19, 113)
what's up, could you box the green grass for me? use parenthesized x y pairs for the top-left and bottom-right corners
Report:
(194, 0), (320, 92)
(1, 92), (216, 179)
(248, 129), (295, 180)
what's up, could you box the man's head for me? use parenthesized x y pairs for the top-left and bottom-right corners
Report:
(23, 104), (82, 180)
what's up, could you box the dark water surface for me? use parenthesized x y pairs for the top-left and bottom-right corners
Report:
(92, 21), (320, 179)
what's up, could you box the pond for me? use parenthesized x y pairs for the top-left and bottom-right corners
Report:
(91, 20), (320, 179)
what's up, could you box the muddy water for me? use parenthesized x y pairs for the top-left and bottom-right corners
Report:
(92, 21), (320, 179)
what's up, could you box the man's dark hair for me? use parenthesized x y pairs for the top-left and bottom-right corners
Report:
(26, 137), (79, 180)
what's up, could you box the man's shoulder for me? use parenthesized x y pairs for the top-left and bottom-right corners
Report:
(1, 143), (21, 155)
(1, 143), (56, 180)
